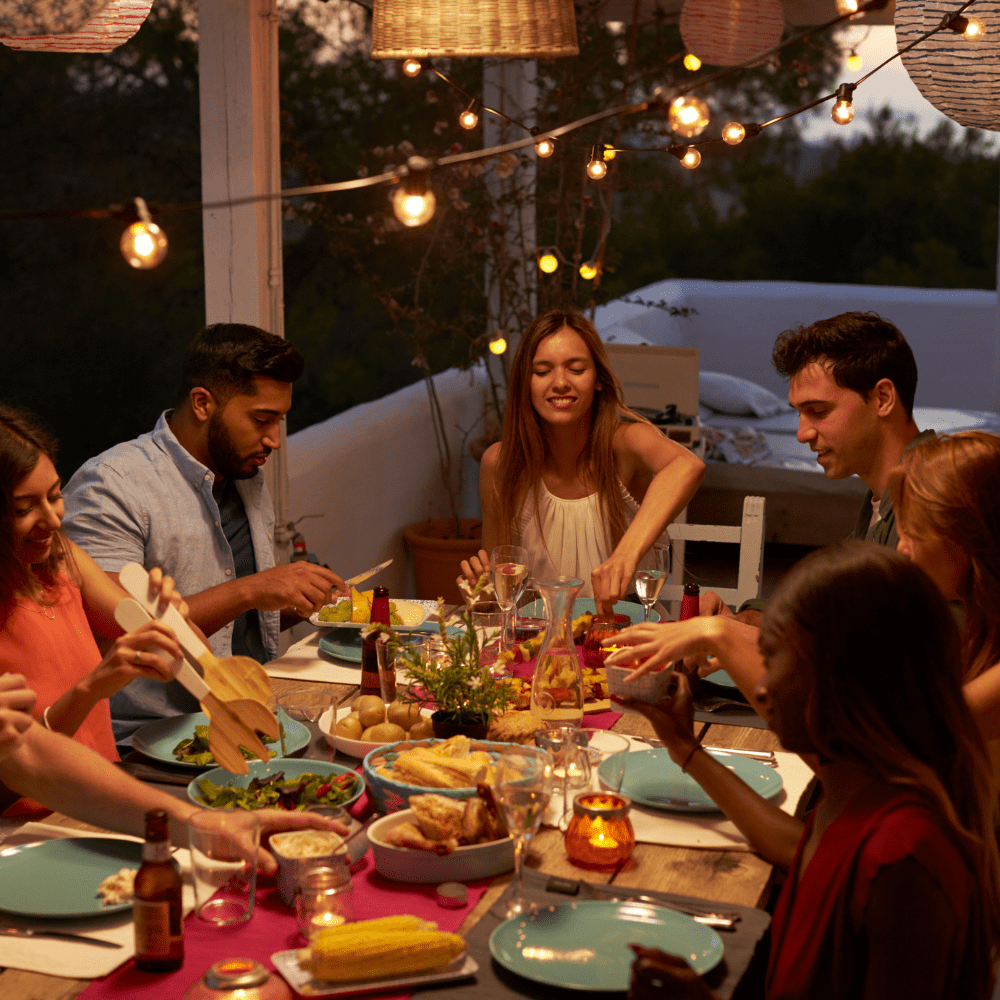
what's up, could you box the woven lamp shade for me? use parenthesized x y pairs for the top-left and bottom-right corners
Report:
(679, 0), (785, 66)
(371, 0), (579, 58)
(0, 0), (152, 52)
(896, 0), (1000, 131)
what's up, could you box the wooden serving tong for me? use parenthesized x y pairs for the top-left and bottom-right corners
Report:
(114, 564), (279, 774)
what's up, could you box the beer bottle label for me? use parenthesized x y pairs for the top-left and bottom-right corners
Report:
(134, 900), (171, 956)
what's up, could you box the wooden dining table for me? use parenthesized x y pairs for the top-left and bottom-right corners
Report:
(0, 631), (794, 1000)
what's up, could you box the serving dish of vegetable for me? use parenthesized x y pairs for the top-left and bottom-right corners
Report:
(173, 724), (280, 766)
(188, 758), (364, 811)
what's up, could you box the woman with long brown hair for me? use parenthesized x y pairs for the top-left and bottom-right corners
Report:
(0, 403), (185, 809)
(617, 542), (1000, 999)
(460, 310), (704, 609)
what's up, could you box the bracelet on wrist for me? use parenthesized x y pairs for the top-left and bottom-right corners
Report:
(42, 706), (53, 731)
(680, 743), (704, 773)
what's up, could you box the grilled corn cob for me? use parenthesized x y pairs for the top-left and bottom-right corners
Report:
(303, 915), (465, 982)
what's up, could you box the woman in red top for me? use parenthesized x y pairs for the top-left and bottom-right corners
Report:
(617, 543), (1000, 1000)
(0, 405), (184, 795)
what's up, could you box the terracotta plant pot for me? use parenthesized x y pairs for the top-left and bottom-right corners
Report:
(430, 710), (490, 741)
(403, 518), (483, 605)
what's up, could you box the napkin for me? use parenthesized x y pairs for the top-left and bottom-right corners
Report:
(265, 631), (363, 683)
(0, 822), (194, 980)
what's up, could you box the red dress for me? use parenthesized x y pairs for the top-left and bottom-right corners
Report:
(2, 574), (119, 814)
(766, 782), (981, 1000)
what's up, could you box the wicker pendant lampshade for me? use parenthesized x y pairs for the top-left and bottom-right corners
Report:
(679, 0), (785, 66)
(0, 0), (152, 52)
(371, 0), (579, 59)
(895, 0), (1000, 131)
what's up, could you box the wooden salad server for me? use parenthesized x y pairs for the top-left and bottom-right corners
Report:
(118, 562), (272, 710)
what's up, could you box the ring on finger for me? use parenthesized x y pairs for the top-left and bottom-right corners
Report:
(133, 651), (141, 664)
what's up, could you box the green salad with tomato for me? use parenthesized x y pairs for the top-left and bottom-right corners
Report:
(195, 770), (358, 810)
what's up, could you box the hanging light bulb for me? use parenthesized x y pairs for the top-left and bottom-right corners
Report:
(846, 49), (862, 71)
(722, 122), (746, 145)
(579, 260), (599, 280)
(830, 82), (856, 125)
(668, 96), (710, 139)
(120, 197), (167, 269)
(680, 147), (701, 169)
(947, 14), (987, 40)
(835, 0), (859, 16)
(602, 144), (616, 161)
(538, 250), (559, 274)
(459, 101), (479, 129)
(586, 151), (608, 180)
(489, 332), (508, 355)
(392, 160), (436, 227)
(683, 52), (701, 72)
(535, 137), (555, 157)
(401, 57), (423, 77)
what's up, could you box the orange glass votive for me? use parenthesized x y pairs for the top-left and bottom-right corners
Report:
(582, 616), (630, 667)
(564, 792), (635, 868)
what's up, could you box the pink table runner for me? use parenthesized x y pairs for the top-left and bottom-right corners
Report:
(78, 852), (491, 1000)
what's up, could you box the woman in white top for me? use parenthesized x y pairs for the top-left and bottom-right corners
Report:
(461, 310), (705, 611)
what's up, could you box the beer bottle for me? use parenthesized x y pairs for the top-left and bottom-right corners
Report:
(134, 808), (184, 972)
(679, 583), (700, 621)
(360, 586), (391, 698)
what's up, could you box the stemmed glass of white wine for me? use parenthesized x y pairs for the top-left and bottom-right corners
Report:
(633, 544), (669, 622)
(490, 545), (530, 657)
(495, 747), (554, 918)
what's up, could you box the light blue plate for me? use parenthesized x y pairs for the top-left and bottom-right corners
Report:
(489, 900), (723, 990)
(604, 747), (782, 812)
(319, 624), (464, 663)
(519, 597), (659, 625)
(188, 757), (364, 810)
(0, 837), (143, 918)
(702, 669), (739, 689)
(131, 711), (308, 770)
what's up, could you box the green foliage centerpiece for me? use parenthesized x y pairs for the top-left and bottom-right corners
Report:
(363, 573), (512, 736)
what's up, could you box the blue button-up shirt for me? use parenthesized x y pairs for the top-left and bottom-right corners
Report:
(63, 412), (279, 743)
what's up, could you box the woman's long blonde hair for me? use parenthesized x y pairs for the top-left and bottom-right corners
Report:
(493, 310), (638, 550)
(890, 431), (1000, 682)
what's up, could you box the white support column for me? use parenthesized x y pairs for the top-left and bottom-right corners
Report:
(198, 0), (290, 556)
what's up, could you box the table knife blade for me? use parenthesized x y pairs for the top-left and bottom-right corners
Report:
(344, 559), (393, 588)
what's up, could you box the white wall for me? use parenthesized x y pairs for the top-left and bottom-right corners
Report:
(286, 366), (489, 598)
(595, 279), (1000, 411)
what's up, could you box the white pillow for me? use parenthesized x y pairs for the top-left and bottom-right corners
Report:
(699, 372), (787, 418)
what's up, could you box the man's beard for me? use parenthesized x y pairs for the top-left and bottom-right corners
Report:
(207, 412), (267, 480)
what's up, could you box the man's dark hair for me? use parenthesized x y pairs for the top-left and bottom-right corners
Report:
(179, 323), (304, 404)
(772, 312), (918, 419)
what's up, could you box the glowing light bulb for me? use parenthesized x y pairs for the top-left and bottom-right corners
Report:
(831, 99), (855, 124)
(683, 53), (701, 71)
(401, 57), (422, 77)
(120, 203), (167, 270)
(722, 122), (745, 145)
(579, 260), (598, 280)
(835, 0), (859, 15)
(538, 251), (559, 274)
(459, 109), (479, 129)
(603, 144), (616, 161)
(846, 50), (862, 71)
(963, 17), (986, 40)
(680, 148), (701, 169)
(586, 157), (608, 180)
(535, 138), (555, 157)
(668, 96), (710, 139)
(489, 334), (507, 355)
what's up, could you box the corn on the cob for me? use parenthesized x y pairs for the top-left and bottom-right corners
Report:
(304, 916), (465, 982)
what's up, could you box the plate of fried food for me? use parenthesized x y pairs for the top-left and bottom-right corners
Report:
(368, 788), (515, 882)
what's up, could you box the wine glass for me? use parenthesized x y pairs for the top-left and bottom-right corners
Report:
(495, 747), (554, 918)
(490, 545), (530, 657)
(633, 545), (670, 622)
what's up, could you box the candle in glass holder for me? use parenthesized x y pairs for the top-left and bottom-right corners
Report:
(564, 792), (635, 868)
(295, 865), (354, 941)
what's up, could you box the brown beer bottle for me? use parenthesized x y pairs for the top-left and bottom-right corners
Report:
(360, 586), (391, 698)
(134, 808), (184, 972)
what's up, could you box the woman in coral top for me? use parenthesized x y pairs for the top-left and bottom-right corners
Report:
(0, 404), (184, 803)
(616, 543), (1000, 1000)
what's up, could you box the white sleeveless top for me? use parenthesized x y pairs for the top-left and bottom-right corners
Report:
(514, 481), (665, 598)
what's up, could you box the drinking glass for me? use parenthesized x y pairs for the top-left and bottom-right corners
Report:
(490, 545), (531, 657)
(277, 688), (334, 752)
(471, 601), (504, 675)
(534, 725), (589, 831)
(580, 729), (631, 796)
(515, 582), (546, 642)
(495, 747), (554, 918)
(188, 811), (260, 925)
(634, 545), (670, 621)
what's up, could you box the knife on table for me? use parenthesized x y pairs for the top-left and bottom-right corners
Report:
(344, 559), (393, 588)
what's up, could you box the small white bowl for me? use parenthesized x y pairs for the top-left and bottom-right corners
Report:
(320, 705), (434, 759)
(367, 809), (515, 883)
(270, 829), (347, 906)
(606, 663), (675, 705)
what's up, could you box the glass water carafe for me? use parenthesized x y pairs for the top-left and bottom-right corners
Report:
(530, 576), (584, 725)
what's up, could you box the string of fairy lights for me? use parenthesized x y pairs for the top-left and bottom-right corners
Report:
(0, 0), (987, 307)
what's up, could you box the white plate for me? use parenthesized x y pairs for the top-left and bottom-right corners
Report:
(320, 704), (434, 759)
(368, 809), (515, 883)
(272, 949), (478, 997)
(310, 598), (430, 630)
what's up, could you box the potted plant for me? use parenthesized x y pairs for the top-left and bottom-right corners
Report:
(366, 574), (512, 738)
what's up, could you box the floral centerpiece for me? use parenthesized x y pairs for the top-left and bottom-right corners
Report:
(363, 573), (513, 736)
